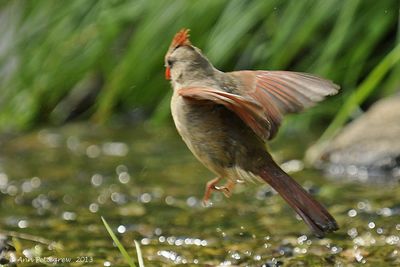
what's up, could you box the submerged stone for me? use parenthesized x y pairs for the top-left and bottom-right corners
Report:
(321, 96), (400, 183)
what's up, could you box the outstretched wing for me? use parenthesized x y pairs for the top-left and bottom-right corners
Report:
(230, 71), (340, 139)
(178, 71), (339, 142)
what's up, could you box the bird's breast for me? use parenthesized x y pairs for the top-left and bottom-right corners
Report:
(170, 92), (234, 173)
(170, 91), (267, 177)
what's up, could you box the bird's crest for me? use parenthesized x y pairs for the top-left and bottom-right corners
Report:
(167, 28), (191, 53)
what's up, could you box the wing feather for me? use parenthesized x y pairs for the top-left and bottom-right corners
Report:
(177, 87), (271, 141)
(177, 71), (339, 142)
(231, 71), (340, 139)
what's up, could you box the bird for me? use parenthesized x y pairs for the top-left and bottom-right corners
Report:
(164, 28), (339, 237)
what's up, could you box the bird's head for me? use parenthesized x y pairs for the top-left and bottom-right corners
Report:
(164, 29), (214, 85)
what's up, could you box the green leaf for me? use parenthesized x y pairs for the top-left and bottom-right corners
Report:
(101, 216), (137, 267)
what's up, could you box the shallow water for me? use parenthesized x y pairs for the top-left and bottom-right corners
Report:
(0, 123), (399, 266)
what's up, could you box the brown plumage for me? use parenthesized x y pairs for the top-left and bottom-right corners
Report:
(165, 28), (339, 237)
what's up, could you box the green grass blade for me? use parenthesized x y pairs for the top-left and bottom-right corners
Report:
(314, 0), (361, 75)
(101, 216), (137, 267)
(0, 0), (398, 131)
(134, 240), (144, 267)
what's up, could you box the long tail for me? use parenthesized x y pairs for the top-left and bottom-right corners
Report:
(258, 158), (338, 238)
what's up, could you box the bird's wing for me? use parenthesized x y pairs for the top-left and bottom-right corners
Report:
(177, 87), (272, 141)
(230, 71), (340, 139)
(178, 71), (339, 142)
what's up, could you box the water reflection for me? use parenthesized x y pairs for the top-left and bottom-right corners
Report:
(0, 123), (399, 265)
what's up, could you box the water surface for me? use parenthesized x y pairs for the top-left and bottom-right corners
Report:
(0, 123), (399, 266)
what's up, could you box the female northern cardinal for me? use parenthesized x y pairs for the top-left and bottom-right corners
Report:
(165, 29), (339, 237)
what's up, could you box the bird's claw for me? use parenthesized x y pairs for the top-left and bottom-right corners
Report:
(214, 185), (232, 198)
(202, 178), (235, 206)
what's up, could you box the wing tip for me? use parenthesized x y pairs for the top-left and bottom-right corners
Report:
(325, 81), (341, 96)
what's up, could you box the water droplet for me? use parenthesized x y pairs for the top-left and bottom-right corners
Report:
(348, 209), (357, 217)
(386, 235), (400, 245)
(354, 250), (364, 262)
(220, 260), (232, 266)
(330, 246), (342, 254)
(31, 177), (41, 188)
(347, 165), (358, 176)
(379, 207), (392, 217)
(141, 238), (150, 245)
(140, 193), (152, 203)
(89, 203), (99, 213)
(32, 194), (51, 209)
(0, 173), (8, 189)
(97, 194), (107, 204)
(165, 196), (175, 205)
(63, 195), (72, 204)
(154, 228), (162, 236)
(157, 249), (185, 264)
(348, 228), (358, 238)
(102, 142), (129, 157)
(297, 235), (307, 244)
(116, 165), (128, 174)
(91, 174), (103, 187)
(280, 159), (304, 173)
(118, 172), (130, 184)
(167, 236), (176, 245)
(357, 201), (367, 210)
(175, 239), (184, 246)
(111, 192), (126, 204)
(117, 225), (126, 233)
(368, 222), (375, 229)
(22, 181), (33, 193)
(7, 185), (18, 196)
(86, 145), (101, 158)
(231, 252), (241, 260)
(18, 220), (28, 229)
(62, 211), (76, 221)
(186, 196), (197, 207)
(66, 136), (80, 151)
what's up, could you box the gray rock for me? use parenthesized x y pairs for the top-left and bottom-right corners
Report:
(321, 96), (400, 183)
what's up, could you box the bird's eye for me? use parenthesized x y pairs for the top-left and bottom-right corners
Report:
(167, 59), (174, 68)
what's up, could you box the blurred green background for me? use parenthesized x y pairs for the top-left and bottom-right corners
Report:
(0, 0), (399, 136)
(1, 1), (400, 265)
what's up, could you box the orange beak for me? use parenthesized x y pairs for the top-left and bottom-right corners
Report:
(165, 66), (171, 80)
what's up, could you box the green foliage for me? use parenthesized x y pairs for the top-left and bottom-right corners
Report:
(0, 0), (398, 131)
(307, 43), (400, 163)
(101, 216), (145, 267)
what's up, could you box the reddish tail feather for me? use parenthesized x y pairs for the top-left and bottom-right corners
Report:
(258, 159), (338, 238)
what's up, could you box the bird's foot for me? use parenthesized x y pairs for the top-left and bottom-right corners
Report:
(215, 180), (235, 198)
(202, 178), (235, 206)
(203, 177), (221, 206)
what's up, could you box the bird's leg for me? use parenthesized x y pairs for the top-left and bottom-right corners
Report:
(216, 180), (235, 198)
(203, 177), (236, 205)
(203, 177), (221, 205)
